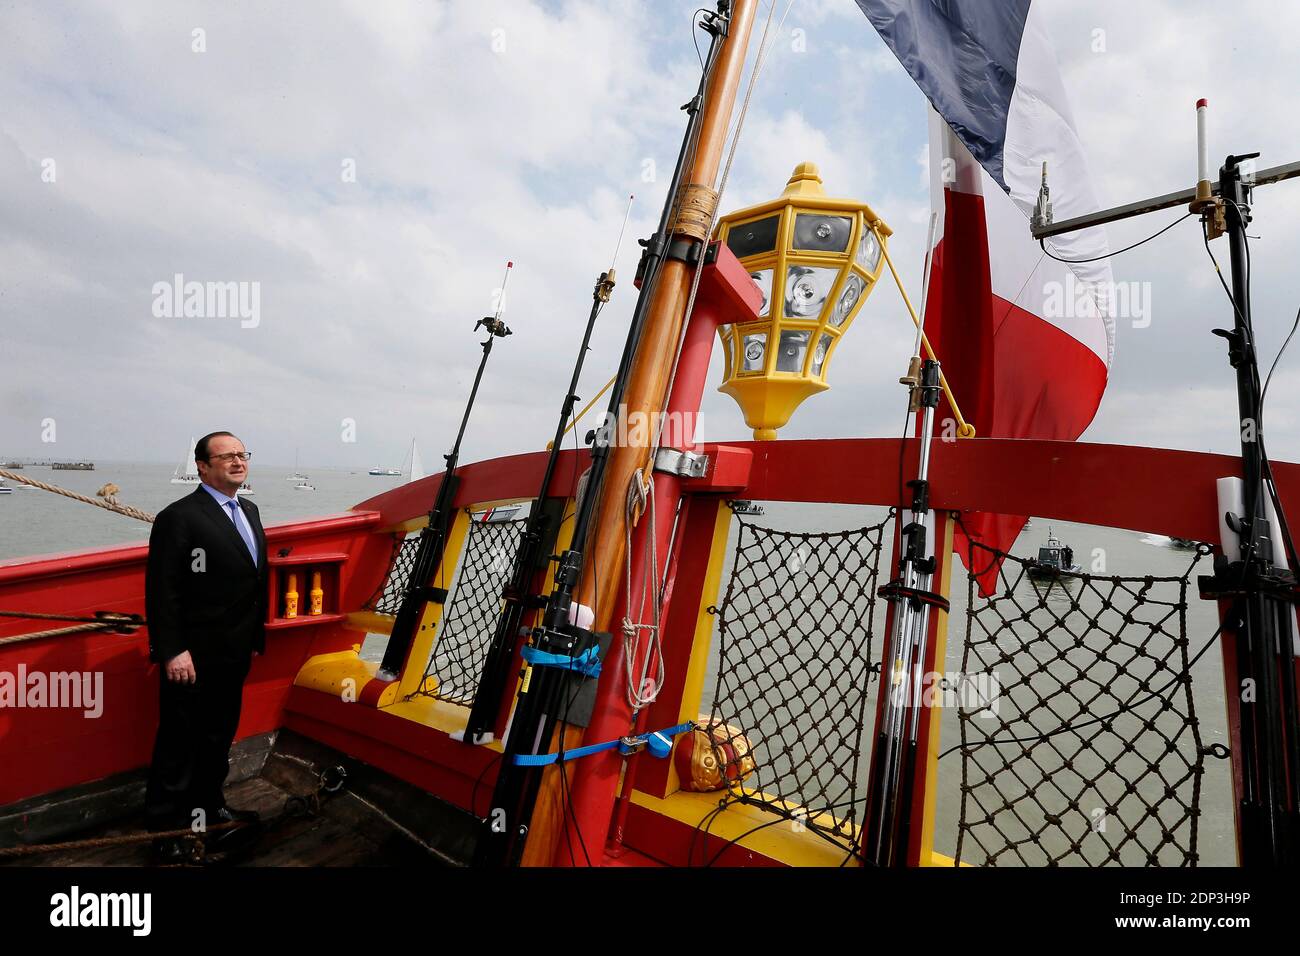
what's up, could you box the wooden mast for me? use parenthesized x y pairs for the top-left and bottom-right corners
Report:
(520, 0), (759, 865)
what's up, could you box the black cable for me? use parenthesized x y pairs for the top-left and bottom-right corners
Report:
(691, 8), (708, 69)
(1260, 303), (1299, 415)
(1038, 212), (1193, 264)
(557, 667), (594, 867)
(1201, 213), (1300, 573)
(698, 795), (869, 868)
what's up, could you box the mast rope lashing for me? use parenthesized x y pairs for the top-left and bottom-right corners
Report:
(875, 234), (977, 439)
(0, 469), (156, 522)
(670, 183), (720, 242)
(510, 721), (696, 767)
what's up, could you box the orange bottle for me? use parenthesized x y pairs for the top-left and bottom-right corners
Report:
(284, 572), (299, 618)
(309, 570), (323, 616)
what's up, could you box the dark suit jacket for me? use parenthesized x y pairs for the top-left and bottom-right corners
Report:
(146, 485), (268, 664)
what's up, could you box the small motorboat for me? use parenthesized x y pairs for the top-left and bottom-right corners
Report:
(293, 481), (315, 492)
(1027, 529), (1082, 580)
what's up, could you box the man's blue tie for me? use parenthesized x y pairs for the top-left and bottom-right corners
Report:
(226, 500), (258, 566)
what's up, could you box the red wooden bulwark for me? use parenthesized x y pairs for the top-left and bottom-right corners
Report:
(0, 511), (386, 806)
(2, 437), (1296, 851)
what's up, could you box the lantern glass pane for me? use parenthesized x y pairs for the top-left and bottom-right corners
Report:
(748, 269), (773, 316)
(812, 333), (833, 375)
(741, 331), (767, 372)
(793, 214), (852, 253)
(776, 330), (810, 373)
(856, 228), (882, 272)
(784, 265), (839, 319)
(831, 274), (865, 327)
(726, 215), (780, 259)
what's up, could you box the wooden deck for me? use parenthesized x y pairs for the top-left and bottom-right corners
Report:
(1, 729), (475, 867)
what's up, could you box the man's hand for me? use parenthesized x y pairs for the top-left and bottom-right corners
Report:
(165, 650), (196, 684)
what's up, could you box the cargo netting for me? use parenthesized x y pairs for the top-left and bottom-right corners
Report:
(951, 527), (1219, 866)
(412, 512), (528, 705)
(701, 507), (893, 859)
(364, 532), (421, 616)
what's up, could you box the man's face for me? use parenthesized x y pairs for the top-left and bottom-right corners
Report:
(197, 435), (248, 494)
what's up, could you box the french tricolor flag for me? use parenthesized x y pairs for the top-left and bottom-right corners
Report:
(859, 0), (1114, 590)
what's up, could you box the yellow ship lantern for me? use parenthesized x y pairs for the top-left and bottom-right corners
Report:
(715, 162), (891, 439)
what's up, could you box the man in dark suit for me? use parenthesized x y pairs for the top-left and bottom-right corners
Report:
(144, 431), (267, 859)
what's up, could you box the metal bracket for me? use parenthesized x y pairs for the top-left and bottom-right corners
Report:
(654, 448), (709, 479)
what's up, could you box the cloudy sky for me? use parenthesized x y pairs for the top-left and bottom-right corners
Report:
(1, 0), (1298, 473)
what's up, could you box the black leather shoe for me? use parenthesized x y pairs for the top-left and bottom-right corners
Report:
(151, 836), (198, 864)
(212, 805), (260, 824)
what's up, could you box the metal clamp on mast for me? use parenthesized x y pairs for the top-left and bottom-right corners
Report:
(376, 262), (514, 682)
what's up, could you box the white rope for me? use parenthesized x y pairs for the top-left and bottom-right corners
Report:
(622, 469), (664, 710)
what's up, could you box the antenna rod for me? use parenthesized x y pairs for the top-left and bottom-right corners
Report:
(377, 261), (515, 681)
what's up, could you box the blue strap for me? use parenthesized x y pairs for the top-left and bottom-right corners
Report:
(520, 644), (603, 678)
(511, 721), (695, 767)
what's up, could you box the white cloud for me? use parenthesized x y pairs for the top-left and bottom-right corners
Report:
(0, 0), (1297, 485)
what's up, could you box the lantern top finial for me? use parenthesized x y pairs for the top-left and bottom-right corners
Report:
(781, 162), (825, 199)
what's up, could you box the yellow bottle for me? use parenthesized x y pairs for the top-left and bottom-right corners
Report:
(285, 572), (299, 618)
(310, 570), (324, 616)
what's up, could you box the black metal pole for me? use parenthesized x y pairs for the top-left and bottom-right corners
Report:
(1216, 154), (1296, 865)
(378, 314), (512, 681)
(462, 270), (615, 744)
(471, 3), (732, 868)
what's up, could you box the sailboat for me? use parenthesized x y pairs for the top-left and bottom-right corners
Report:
(286, 448), (309, 481)
(408, 438), (425, 483)
(169, 437), (200, 485)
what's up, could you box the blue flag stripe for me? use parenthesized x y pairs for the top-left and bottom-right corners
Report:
(854, 0), (1032, 190)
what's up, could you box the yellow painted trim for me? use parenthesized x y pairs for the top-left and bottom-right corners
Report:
(660, 502), (734, 798)
(629, 789), (861, 867)
(397, 508), (472, 698)
(294, 648), (377, 699)
(344, 610), (395, 635)
(917, 515), (955, 866)
(385, 516), (431, 535)
(377, 695), (505, 749)
(290, 646), (401, 705)
(383, 497), (535, 535)
(926, 850), (972, 868)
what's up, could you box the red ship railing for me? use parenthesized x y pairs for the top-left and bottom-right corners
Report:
(0, 437), (1295, 866)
